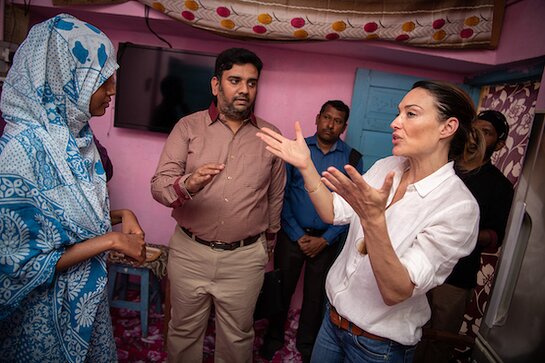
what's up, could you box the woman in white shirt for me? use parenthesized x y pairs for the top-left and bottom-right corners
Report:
(257, 80), (482, 363)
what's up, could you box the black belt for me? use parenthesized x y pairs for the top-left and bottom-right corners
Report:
(181, 226), (261, 251)
(303, 228), (326, 237)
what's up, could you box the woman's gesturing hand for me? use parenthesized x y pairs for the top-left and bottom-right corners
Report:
(257, 121), (311, 170)
(322, 165), (394, 223)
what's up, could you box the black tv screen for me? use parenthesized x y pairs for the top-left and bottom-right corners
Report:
(114, 43), (216, 133)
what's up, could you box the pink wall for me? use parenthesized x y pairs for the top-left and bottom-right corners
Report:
(494, 0), (545, 64)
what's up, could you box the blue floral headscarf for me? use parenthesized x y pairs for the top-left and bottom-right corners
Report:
(0, 14), (118, 362)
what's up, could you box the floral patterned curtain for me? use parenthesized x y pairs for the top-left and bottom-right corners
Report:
(460, 80), (540, 348)
(482, 81), (541, 186)
(139, 0), (504, 48)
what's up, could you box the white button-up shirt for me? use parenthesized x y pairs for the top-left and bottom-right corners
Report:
(327, 156), (479, 346)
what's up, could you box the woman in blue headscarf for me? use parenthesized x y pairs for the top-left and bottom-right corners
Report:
(0, 14), (146, 362)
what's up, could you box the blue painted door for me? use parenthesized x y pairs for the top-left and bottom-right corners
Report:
(346, 69), (480, 172)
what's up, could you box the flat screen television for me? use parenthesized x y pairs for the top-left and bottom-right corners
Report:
(114, 42), (216, 133)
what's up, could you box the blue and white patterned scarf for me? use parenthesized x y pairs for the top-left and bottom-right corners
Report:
(0, 14), (118, 362)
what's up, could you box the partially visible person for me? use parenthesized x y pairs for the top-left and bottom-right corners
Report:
(0, 14), (146, 362)
(94, 136), (114, 182)
(151, 47), (286, 363)
(415, 110), (514, 363)
(257, 80), (482, 363)
(260, 100), (362, 362)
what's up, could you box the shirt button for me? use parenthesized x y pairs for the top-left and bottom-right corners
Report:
(230, 155), (235, 159)
(224, 198), (229, 202)
(227, 176), (232, 180)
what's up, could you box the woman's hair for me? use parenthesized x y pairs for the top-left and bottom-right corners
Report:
(411, 80), (484, 166)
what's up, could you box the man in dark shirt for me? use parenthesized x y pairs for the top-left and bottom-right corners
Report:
(415, 110), (514, 363)
(260, 100), (363, 363)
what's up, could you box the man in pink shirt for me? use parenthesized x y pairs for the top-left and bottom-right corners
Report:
(151, 48), (286, 363)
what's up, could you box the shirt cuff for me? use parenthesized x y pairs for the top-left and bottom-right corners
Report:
(170, 175), (192, 208)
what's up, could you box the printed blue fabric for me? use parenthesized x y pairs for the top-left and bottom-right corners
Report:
(0, 14), (119, 362)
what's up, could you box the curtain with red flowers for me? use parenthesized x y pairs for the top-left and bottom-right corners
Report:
(138, 0), (504, 48)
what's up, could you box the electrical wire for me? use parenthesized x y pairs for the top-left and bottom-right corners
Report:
(144, 5), (172, 49)
(22, 0), (31, 15)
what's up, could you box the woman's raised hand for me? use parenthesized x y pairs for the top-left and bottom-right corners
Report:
(257, 121), (311, 170)
(322, 165), (394, 223)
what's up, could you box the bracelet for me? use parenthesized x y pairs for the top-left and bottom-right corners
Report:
(304, 181), (322, 194)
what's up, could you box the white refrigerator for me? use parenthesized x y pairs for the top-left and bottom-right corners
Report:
(472, 112), (545, 363)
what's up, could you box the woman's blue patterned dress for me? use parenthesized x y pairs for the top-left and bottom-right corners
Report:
(0, 14), (119, 362)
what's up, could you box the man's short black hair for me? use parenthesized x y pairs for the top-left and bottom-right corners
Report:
(319, 100), (350, 123)
(214, 48), (263, 79)
(477, 110), (510, 141)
